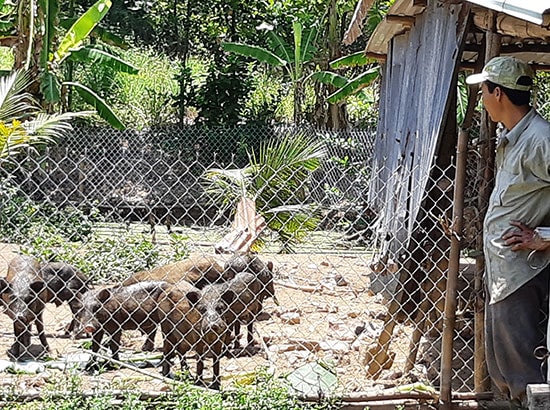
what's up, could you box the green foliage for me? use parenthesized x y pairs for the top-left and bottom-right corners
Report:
(21, 228), (189, 284)
(0, 180), (96, 243)
(0, 70), (85, 162)
(242, 70), (282, 122)
(534, 71), (550, 120)
(222, 20), (320, 123)
(54, 0), (113, 63)
(204, 131), (325, 253)
(193, 54), (253, 126)
(0, 46), (14, 70)
(81, 47), (181, 129)
(4, 368), (340, 409)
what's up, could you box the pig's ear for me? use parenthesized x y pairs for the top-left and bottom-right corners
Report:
(221, 289), (236, 305)
(186, 290), (201, 306)
(30, 281), (46, 294)
(97, 288), (111, 302)
(267, 261), (274, 271)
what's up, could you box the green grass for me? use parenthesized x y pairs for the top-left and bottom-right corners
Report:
(0, 370), (341, 410)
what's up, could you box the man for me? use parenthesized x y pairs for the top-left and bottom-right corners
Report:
(466, 56), (550, 408)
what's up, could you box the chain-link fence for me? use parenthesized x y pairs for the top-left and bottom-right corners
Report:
(0, 111), (529, 406)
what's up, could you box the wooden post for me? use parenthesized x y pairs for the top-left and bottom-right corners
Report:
(439, 8), (475, 408)
(474, 11), (500, 393)
(439, 108), (469, 408)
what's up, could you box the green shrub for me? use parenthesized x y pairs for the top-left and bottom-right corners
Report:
(2, 370), (340, 410)
(22, 229), (189, 284)
(0, 182), (98, 243)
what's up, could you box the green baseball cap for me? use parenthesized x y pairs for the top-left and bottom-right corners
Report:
(466, 56), (534, 91)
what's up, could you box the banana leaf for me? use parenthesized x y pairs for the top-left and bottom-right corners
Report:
(68, 46), (138, 74)
(60, 18), (129, 49)
(329, 51), (373, 69)
(65, 82), (125, 130)
(54, 0), (112, 63)
(40, 70), (61, 103)
(327, 67), (379, 103)
(308, 71), (349, 89)
(221, 42), (287, 67)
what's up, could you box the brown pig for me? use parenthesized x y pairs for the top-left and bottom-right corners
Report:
(76, 281), (171, 367)
(122, 255), (229, 289)
(0, 255), (49, 360)
(157, 281), (235, 389)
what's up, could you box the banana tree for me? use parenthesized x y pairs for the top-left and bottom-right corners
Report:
(221, 20), (319, 124)
(0, 0), (137, 129)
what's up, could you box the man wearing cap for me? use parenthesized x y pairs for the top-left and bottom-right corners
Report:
(466, 56), (550, 408)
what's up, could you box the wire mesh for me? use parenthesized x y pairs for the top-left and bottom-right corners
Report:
(0, 84), (542, 404)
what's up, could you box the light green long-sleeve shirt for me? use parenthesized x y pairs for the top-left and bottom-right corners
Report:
(483, 108), (550, 304)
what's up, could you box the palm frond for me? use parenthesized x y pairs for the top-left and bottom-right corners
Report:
(0, 70), (37, 121)
(23, 111), (90, 139)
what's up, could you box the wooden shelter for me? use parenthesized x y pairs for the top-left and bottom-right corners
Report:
(344, 0), (550, 407)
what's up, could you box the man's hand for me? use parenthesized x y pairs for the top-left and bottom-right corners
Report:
(502, 221), (550, 252)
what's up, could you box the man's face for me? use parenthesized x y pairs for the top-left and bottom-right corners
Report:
(480, 82), (500, 122)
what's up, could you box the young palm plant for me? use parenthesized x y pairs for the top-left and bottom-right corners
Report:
(0, 70), (88, 164)
(203, 132), (325, 253)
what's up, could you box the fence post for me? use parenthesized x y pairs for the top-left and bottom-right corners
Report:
(439, 120), (468, 408)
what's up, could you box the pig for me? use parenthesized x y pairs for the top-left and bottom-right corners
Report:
(224, 253), (276, 302)
(40, 261), (90, 335)
(0, 255), (50, 360)
(157, 281), (235, 389)
(122, 255), (230, 289)
(76, 281), (171, 367)
(222, 272), (271, 352)
(223, 254), (277, 351)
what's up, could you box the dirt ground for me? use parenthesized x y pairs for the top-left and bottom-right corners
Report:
(0, 241), (474, 399)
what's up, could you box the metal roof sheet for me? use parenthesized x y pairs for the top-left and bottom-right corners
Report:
(466, 0), (550, 25)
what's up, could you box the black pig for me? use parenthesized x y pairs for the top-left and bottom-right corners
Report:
(40, 261), (90, 335)
(76, 281), (170, 365)
(224, 254), (277, 350)
(0, 255), (49, 360)
(158, 281), (235, 389)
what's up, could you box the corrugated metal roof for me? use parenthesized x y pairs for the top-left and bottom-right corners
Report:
(363, 0), (550, 57)
(466, 0), (550, 25)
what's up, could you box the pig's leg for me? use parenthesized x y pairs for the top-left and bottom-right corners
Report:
(109, 330), (122, 361)
(195, 344), (206, 387)
(66, 303), (79, 335)
(210, 342), (222, 390)
(141, 326), (156, 352)
(233, 322), (242, 349)
(91, 330), (104, 353)
(35, 311), (49, 352)
(10, 320), (26, 360)
(161, 336), (178, 377)
(85, 330), (104, 371)
(246, 322), (254, 348)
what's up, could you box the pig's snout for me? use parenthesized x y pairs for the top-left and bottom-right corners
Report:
(202, 315), (228, 344)
(83, 324), (97, 334)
